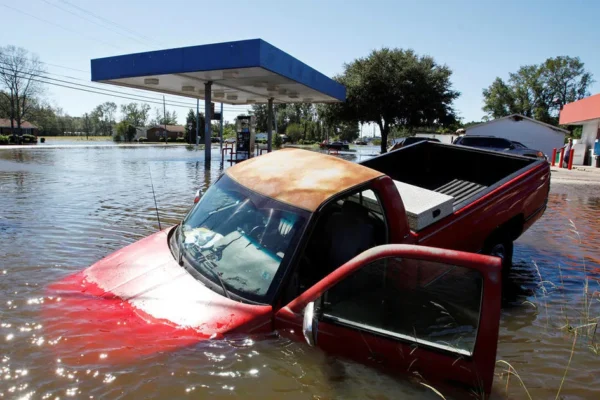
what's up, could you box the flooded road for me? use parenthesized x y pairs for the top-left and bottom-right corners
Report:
(0, 145), (599, 399)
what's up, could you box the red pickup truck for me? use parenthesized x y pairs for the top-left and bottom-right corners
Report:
(44, 142), (550, 397)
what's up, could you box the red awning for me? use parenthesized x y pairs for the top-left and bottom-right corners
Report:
(559, 93), (600, 125)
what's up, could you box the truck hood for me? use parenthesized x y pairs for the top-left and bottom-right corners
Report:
(43, 228), (272, 365)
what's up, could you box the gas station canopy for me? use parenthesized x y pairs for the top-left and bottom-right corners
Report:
(91, 39), (346, 105)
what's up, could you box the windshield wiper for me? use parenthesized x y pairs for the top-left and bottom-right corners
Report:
(201, 262), (232, 300)
(177, 225), (185, 266)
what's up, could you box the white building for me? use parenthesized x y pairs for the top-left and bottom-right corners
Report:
(464, 115), (567, 159)
(559, 93), (600, 166)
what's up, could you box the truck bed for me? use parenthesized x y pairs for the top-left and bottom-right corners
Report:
(360, 142), (541, 222)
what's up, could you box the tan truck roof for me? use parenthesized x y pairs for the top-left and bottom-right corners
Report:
(226, 148), (383, 211)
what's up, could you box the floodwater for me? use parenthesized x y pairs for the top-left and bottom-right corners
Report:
(0, 144), (598, 399)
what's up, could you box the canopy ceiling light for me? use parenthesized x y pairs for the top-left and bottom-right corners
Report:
(278, 88), (287, 95)
(213, 92), (225, 98)
(288, 92), (299, 99)
(144, 78), (159, 85)
(223, 70), (239, 79)
(226, 94), (238, 100)
(252, 81), (268, 88)
(247, 99), (256, 104)
(181, 86), (195, 92)
(267, 85), (279, 92)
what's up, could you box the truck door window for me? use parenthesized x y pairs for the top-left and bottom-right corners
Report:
(320, 257), (483, 356)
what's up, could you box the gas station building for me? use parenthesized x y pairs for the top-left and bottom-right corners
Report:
(91, 39), (345, 162)
(559, 93), (600, 167)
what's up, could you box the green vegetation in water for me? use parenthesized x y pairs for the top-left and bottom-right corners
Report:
(493, 220), (599, 399)
(0, 135), (9, 145)
(273, 133), (283, 149)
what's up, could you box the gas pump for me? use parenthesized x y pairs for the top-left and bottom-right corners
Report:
(235, 115), (256, 162)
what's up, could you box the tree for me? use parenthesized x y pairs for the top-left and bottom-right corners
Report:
(150, 107), (178, 125)
(482, 78), (517, 118)
(285, 123), (304, 143)
(0, 45), (46, 138)
(184, 108), (205, 143)
(82, 113), (92, 140)
(541, 56), (593, 109)
(90, 102), (117, 136)
(482, 56), (593, 125)
(336, 121), (360, 142)
(329, 48), (459, 153)
(223, 122), (236, 138)
(116, 120), (136, 142)
(250, 103), (290, 133)
(120, 102), (150, 127)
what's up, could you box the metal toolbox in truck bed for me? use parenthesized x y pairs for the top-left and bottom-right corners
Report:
(363, 180), (454, 231)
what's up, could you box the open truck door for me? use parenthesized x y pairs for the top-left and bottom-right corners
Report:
(275, 244), (501, 397)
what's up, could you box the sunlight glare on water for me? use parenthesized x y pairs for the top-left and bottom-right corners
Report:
(0, 144), (599, 399)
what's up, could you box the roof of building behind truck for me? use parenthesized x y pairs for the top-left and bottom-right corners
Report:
(0, 119), (37, 129)
(226, 148), (383, 212)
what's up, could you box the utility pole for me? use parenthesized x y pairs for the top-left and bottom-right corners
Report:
(163, 96), (167, 144)
(219, 102), (223, 154)
(195, 99), (200, 147)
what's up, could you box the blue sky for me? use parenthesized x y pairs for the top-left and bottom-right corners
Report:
(2, 0), (600, 130)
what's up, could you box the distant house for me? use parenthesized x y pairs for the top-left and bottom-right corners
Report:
(464, 114), (567, 158)
(146, 125), (185, 141)
(0, 119), (38, 136)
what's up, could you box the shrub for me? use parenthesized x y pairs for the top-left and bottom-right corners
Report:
(285, 123), (304, 143)
(176, 137), (185, 142)
(112, 134), (122, 143)
(22, 134), (37, 143)
(0, 135), (9, 145)
(273, 134), (283, 149)
(167, 137), (174, 142)
(138, 137), (147, 143)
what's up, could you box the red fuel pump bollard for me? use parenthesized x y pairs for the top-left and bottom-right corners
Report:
(568, 148), (575, 170)
(559, 148), (565, 168)
(551, 148), (557, 166)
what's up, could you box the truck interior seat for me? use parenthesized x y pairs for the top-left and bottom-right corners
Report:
(324, 201), (377, 271)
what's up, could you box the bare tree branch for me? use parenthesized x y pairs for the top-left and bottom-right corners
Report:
(0, 45), (46, 135)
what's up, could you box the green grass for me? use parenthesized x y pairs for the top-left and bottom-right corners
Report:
(42, 135), (112, 141)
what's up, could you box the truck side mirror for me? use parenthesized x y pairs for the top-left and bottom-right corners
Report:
(302, 301), (317, 347)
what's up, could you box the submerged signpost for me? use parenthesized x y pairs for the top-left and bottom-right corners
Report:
(90, 39), (345, 163)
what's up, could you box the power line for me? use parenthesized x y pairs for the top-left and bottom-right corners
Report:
(59, 0), (167, 47)
(0, 57), (247, 108)
(0, 65), (251, 112)
(0, 62), (199, 107)
(40, 0), (154, 48)
(0, 3), (125, 51)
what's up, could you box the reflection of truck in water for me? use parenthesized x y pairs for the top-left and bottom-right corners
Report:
(44, 142), (550, 397)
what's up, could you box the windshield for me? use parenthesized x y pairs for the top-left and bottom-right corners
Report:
(178, 174), (309, 303)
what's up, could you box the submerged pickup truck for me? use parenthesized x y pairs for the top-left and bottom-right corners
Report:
(44, 142), (550, 397)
